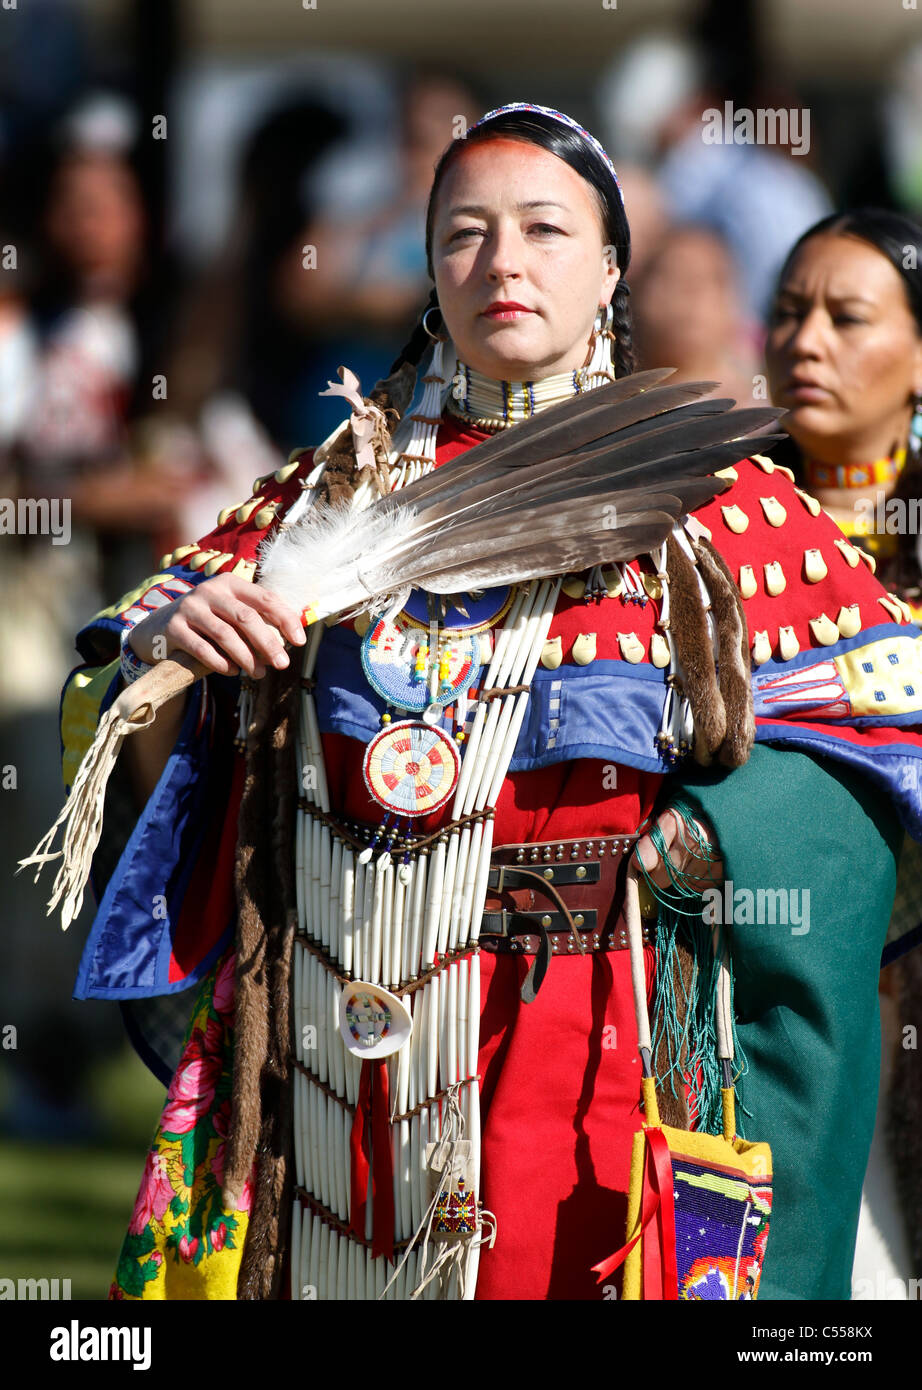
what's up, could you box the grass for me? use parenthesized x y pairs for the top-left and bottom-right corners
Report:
(0, 1043), (167, 1301)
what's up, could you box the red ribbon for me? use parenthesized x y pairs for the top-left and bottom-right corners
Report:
(348, 1059), (395, 1259)
(592, 1126), (678, 1300)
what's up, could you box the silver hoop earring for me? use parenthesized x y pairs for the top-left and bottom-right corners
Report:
(422, 305), (444, 340)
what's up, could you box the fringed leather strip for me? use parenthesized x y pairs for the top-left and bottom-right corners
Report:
(664, 535), (726, 765)
(694, 538), (756, 768)
(227, 659), (300, 1300)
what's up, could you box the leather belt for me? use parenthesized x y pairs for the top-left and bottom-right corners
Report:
(480, 834), (652, 1001)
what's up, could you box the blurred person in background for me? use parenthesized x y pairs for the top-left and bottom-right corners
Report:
(20, 93), (194, 602)
(0, 92), (189, 1144)
(273, 71), (481, 446)
(764, 207), (922, 1291)
(146, 95), (350, 543)
(608, 163), (670, 288)
(633, 221), (761, 405)
(596, 29), (832, 319)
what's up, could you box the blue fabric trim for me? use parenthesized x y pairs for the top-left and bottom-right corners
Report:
(751, 620), (919, 678)
(315, 625), (670, 771)
(508, 663), (666, 771)
(75, 566), (208, 664)
(756, 724), (922, 843)
(73, 683), (234, 1000)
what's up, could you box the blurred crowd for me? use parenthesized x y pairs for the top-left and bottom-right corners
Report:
(2, 0), (922, 1286)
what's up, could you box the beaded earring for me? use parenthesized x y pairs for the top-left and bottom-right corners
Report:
(910, 392), (922, 462)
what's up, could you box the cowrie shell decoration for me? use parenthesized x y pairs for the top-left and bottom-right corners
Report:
(834, 538), (861, 567)
(809, 614), (840, 645)
(778, 625), (799, 660)
(650, 632), (670, 668)
(795, 488), (822, 517)
(764, 561), (786, 596)
(804, 549), (828, 583)
(836, 605), (861, 638)
(572, 633), (597, 665)
(618, 632), (645, 664)
(721, 504), (749, 534)
(760, 496), (787, 527)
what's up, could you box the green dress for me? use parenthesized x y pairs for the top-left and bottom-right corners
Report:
(680, 742), (902, 1299)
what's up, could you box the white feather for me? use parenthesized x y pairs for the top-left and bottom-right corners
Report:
(258, 499), (413, 621)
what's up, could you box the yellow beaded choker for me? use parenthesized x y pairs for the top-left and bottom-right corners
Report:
(805, 448), (907, 491)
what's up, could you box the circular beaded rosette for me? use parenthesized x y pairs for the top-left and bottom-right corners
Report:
(361, 613), (481, 713)
(362, 719), (461, 817)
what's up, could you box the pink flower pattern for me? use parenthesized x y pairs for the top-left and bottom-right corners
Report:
(128, 1151), (176, 1235)
(112, 947), (256, 1298)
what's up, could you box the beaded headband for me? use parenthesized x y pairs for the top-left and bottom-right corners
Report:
(468, 101), (623, 202)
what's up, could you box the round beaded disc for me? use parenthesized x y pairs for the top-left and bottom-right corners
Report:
(362, 719), (460, 817)
(361, 613), (480, 713)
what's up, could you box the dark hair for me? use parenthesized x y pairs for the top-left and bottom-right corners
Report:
(771, 206), (922, 597)
(773, 207), (922, 334)
(420, 110), (635, 378)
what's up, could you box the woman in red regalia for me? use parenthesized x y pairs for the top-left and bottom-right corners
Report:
(45, 104), (922, 1301)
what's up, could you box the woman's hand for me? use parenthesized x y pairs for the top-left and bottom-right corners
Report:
(127, 573), (307, 678)
(635, 806), (724, 894)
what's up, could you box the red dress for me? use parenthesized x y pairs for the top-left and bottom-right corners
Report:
(320, 413), (663, 1299)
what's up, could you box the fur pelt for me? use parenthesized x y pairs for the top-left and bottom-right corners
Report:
(694, 538), (756, 768)
(665, 535), (727, 765)
(224, 660), (300, 1300)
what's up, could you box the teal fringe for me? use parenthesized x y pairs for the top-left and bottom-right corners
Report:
(646, 895), (750, 1137)
(634, 802), (751, 1137)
